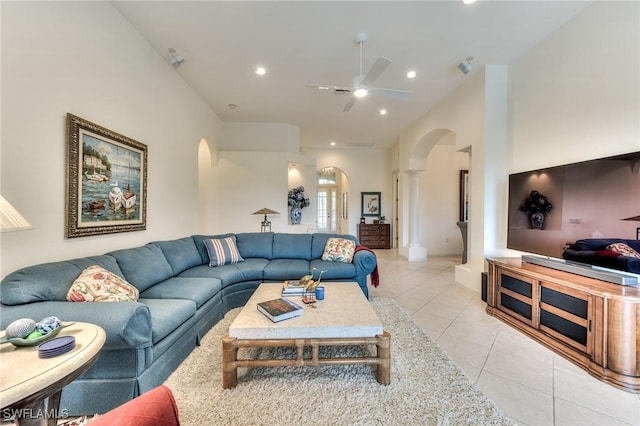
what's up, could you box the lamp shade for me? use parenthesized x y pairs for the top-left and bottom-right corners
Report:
(1, 195), (32, 232)
(252, 208), (279, 215)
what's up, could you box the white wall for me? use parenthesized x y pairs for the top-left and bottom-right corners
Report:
(510, 1), (640, 170)
(304, 147), (392, 237)
(221, 122), (301, 152)
(419, 141), (469, 256)
(0, 2), (223, 276)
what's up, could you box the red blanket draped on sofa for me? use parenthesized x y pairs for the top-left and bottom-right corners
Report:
(354, 245), (380, 287)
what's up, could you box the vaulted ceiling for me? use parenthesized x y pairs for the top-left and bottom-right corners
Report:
(113, 1), (592, 149)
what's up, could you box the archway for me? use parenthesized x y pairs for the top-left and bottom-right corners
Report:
(317, 166), (349, 233)
(403, 128), (469, 261)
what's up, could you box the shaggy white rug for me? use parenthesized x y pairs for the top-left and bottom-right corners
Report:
(165, 298), (513, 426)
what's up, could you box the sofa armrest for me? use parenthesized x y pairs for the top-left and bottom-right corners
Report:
(353, 250), (376, 275)
(0, 301), (152, 350)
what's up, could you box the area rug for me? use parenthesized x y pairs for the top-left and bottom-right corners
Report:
(165, 298), (513, 425)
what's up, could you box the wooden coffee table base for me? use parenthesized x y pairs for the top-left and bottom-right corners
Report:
(222, 331), (391, 389)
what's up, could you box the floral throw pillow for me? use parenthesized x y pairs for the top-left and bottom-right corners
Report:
(606, 243), (640, 259)
(321, 237), (356, 263)
(67, 265), (139, 302)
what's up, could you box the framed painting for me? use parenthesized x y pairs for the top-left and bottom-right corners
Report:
(65, 113), (147, 238)
(361, 192), (381, 217)
(459, 170), (469, 222)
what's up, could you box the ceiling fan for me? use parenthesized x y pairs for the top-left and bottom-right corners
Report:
(306, 32), (413, 112)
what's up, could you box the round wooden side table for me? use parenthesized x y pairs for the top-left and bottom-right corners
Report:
(0, 322), (106, 426)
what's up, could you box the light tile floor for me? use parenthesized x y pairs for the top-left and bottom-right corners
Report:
(368, 249), (640, 426)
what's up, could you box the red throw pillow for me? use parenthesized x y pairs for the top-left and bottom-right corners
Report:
(596, 250), (621, 258)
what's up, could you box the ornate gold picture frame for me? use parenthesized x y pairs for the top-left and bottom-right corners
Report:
(65, 113), (147, 238)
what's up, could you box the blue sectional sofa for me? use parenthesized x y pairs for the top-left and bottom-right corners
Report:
(0, 232), (377, 415)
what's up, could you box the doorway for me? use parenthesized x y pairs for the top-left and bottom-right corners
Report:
(317, 167), (348, 234)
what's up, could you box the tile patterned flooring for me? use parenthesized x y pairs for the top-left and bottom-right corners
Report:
(368, 249), (640, 426)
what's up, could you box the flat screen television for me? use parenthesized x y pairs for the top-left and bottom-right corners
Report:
(507, 151), (640, 267)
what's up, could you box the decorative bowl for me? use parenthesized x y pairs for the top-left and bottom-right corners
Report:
(0, 322), (75, 347)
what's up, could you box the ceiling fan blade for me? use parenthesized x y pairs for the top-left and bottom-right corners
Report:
(343, 97), (357, 112)
(369, 88), (413, 100)
(361, 57), (391, 87)
(306, 83), (351, 91)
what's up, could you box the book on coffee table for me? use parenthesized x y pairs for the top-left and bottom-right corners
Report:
(257, 298), (304, 322)
(282, 280), (306, 296)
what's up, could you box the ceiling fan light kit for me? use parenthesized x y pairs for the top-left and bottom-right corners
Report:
(306, 32), (413, 112)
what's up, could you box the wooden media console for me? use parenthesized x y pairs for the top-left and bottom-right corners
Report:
(486, 257), (640, 393)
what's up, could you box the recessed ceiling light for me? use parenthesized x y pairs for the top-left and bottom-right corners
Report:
(255, 67), (266, 75)
(379, 109), (387, 115)
(330, 141), (336, 146)
(462, 0), (477, 4)
(406, 71), (416, 79)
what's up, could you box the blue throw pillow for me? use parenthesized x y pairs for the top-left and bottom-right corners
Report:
(204, 236), (244, 267)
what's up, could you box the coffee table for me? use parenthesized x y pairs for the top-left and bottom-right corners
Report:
(222, 282), (390, 388)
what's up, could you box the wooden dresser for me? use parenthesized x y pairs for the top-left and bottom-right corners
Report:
(486, 257), (640, 393)
(358, 224), (390, 249)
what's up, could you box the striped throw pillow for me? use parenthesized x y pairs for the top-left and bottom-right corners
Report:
(204, 236), (244, 267)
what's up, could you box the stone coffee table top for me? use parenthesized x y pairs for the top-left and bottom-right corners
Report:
(229, 282), (383, 339)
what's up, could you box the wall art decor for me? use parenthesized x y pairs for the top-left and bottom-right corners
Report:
(361, 192), (381, 217)
(66, 113), (147, 238)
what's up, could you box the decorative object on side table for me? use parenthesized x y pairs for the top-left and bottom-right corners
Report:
(287, 186), (310, 225)
(302, 268), (326, 305)
(520, 190), (552, 229)
(252, 207), (279, 232)
(1, 317), (75, 347)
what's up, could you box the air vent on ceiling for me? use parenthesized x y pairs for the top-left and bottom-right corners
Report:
(333, 88), (351, 95)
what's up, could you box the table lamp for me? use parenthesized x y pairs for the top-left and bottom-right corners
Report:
(1, 195), (32, 232)
(252, 208), (279, 232)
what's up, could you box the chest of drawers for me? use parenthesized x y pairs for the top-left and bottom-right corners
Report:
(358, 224), (390, 249)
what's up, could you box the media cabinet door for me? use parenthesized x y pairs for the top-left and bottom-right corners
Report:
(495, 269), (538, 328)
(538, 280), (593, 355)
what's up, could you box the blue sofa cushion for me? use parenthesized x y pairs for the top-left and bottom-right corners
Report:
(0, 255), (124, 305)
(272, 234), (312, 260)
(139, 298), (196, 344)
(191, 234), (235, 265)
(263, 259), (311, 280)
(178, 258), (267, 287)
(310, 259), (357, 280)
(139, 277), (221, 309)
(152, 237), (202, 275)
(312, 233), (357, 259)
(236, 232), (274, 259)
(203, 236), (244, 266)
(108, 245), (174, 293)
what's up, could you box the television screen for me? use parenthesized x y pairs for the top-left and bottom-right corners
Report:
(507, 151), (640, 259)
